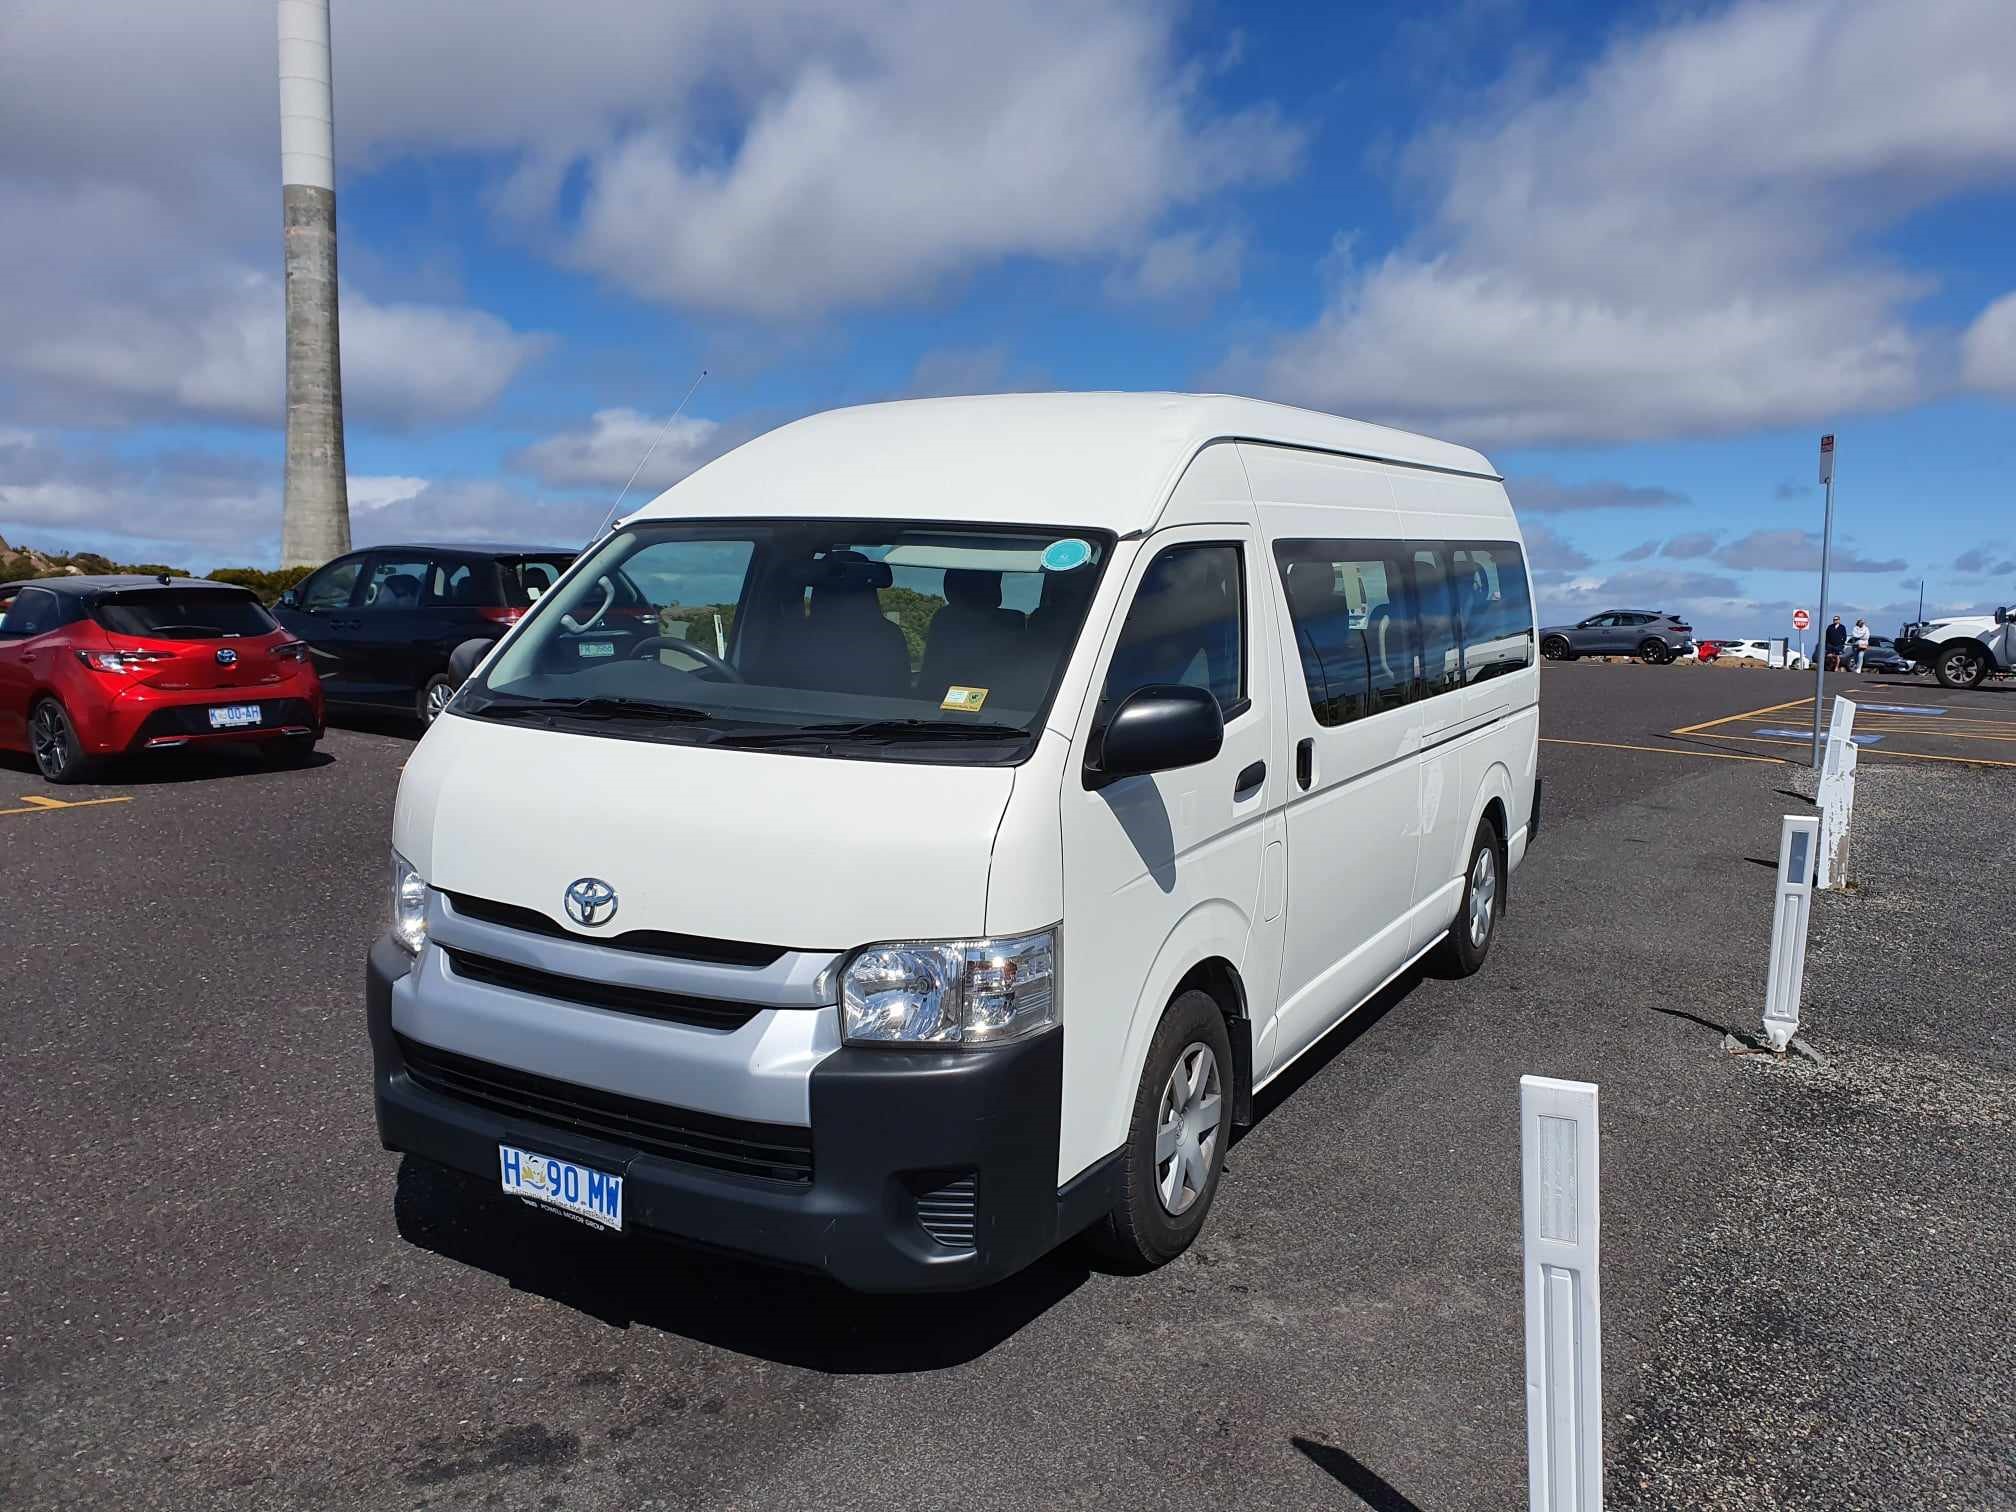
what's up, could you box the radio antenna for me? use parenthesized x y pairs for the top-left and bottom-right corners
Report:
(593, 368), (708, 540)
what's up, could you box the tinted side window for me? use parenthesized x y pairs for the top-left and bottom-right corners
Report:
(1275, 541), (1415, 727)
(300, 559), (362, 610)
(1102, 543), (1244, 716)
(1451, 543), (1533, 684)
(3, 588), (63, 637)
(360, 557), (432, 612)
(1409, 546), (1464, 700)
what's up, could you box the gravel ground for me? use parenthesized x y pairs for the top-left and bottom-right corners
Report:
(1609, 762), (2016, 1509)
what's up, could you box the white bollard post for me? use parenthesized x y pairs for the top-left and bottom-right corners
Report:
(1763, 814), (1819, 1051)
(1521, 1076), (1603, 1512)
(1817, 698), (1856, 890)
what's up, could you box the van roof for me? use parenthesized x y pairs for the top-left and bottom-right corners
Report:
(628, 392), (1501, 536)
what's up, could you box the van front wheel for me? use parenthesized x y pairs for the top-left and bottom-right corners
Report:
(1086, 989), (1233, 1272)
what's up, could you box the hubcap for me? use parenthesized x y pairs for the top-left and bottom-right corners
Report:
(31, 706), (66, 774)
(1468, 845), (1497, 949)
(1154, 1043), (1223, 1217)
(426, 682), (454, 721)
(1943, 651), (1973, 683)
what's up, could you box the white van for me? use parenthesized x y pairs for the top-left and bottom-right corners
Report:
(368, 393), (1540, 1290)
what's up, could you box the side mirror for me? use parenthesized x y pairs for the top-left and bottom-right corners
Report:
(1089, 684), (1224, 787)
(1997, 606), (2011, 626)
(278, 589), (300, 609)
(447, 636), (493, 685)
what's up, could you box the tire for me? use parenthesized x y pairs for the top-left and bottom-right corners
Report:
(262, 735), (319, 767)
(1086, 989), (1234, 1272)
(418, 674), (458, 726)
(29, 698), (97, 784)
(1432, 821), (1503, 978)
(1638, 639), (1673, 665)
(1540, 636), (1573, 661)
(1932, 644), (1988, 690)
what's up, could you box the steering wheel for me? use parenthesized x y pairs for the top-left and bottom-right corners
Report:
(631, 636), (744, 682)
(561, 575), (616, 634)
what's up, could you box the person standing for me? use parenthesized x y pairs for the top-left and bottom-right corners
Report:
(1825, 614), (1847, 671)
(1852, 616), (1871, 673)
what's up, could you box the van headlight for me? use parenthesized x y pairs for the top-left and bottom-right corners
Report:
(391, 850), (429, 955)
(841, 928), (1058, 1048)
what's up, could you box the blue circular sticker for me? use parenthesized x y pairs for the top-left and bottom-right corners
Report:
(1041, 537), (1093, 572)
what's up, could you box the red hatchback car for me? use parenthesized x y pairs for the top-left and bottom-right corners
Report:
(0, 575), (325, 783)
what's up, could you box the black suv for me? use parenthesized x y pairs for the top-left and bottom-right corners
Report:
(273, 543), (578, 724)
(1537, 609), (1695, 663)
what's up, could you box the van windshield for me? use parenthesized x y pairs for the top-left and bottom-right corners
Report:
(463, 520), (1111, 760)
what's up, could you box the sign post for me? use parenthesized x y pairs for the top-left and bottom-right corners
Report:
(1816, 698), (1858, 890)
(1521, 1076), (1603, 1512)
(1763, 814), (1820, 1051)
(1791, 608), (1809, 666)
(1810, 436), (1836, 768)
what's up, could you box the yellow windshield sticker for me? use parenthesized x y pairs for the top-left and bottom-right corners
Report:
(941, 686), (989, 712)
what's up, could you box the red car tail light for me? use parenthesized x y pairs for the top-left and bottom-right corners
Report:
(476, 607), (525, 625)
(76, 648), (174, 674)
(275, 639), (309, 662)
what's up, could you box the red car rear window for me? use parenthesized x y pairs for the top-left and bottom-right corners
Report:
(94, 590), (277, 640)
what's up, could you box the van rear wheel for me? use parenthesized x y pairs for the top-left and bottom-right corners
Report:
(1086, 989), (1232, 1272)
(1432, 822), (1502, 978)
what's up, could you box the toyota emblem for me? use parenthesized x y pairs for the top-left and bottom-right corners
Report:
(216, 647), (238, 665)
(563, 877), (618, 928)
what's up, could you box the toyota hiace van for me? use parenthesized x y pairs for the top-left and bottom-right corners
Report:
(367, 393), (1540, 1291)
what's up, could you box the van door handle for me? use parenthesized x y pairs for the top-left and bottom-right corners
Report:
(1295, 738), (1314, 790)
(1234, 760), (1266, 796)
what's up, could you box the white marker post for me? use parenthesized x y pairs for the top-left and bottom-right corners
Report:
(1763, 815), (1819, 1051)
(1816, 699), (1857, 890)
(1521, 1076), (1603, 1512)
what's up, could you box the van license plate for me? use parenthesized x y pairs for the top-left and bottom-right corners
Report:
(577, 641), (615, 658)
(208, 704), (261, 729)
(498, 1144), (623, 1231)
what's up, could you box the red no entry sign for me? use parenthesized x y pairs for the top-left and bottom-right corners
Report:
(1792, 608), (1811, 631)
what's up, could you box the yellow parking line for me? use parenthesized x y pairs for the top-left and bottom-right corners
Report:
(0, 793), (134, 816)
(1668, 697), (1813, 736)
(1541, 736), (1788, 764)
(1694, 733), (2016, 769)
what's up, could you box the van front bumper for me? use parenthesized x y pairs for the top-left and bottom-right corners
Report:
(367, 934), (1110, 1292)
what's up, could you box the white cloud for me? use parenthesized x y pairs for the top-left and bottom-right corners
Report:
(348, 475), (430, 512)
(513, 409), (724, 491)
(554, 4), (1299, 315)
(0, 432), (280, 560)
(350, 480), (601, 550)
(1231, 0), (2016, 445)
(0, 182), (546, 429)
(1961, 291), (2016, 395)
(1107, 228), (1246, 302)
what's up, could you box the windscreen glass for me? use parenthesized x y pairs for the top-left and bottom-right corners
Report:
(466, 520), (1111, 760)
(500, 556), (576, 607)
(95, 590), (276, 639)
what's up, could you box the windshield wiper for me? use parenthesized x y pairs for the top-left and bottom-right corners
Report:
(712, 718), (1028, 747)
(475, 696), (715, 723)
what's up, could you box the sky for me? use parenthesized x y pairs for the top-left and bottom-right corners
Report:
(0, 0), (2012, 637)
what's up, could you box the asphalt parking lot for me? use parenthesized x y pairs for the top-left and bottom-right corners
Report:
(4, 666), (2012, 1510)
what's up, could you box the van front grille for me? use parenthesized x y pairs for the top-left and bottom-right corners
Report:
(442, 948), (759, 1033)
(396, 1033), (813, 1184)
(442, 892), (786, 968)
(912, 1172), (979, 1251)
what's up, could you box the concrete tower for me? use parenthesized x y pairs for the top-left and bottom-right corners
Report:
(277, 0), (350, 567)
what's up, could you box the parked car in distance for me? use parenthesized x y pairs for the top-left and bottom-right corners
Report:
(1538, 610), (1694, 664)
(0, 575), (323, 782)
(1858, 635), (1916, 675)
(272, 543), (580, 724)
(1896, 609), (2016, 689)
